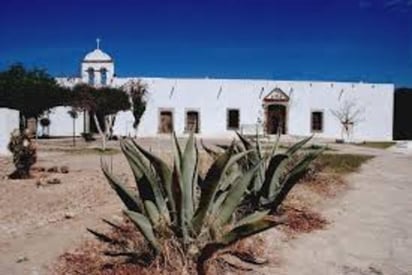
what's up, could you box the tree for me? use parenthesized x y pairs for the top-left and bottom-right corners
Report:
(331, 99), (364, 142)
(0, 64), (70, 131)
(67, 108), (78, 147)
(71, 84), (131, 150)
(122, 80), (147, 137)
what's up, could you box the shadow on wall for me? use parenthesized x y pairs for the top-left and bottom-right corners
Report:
(393, 89), (412, 140)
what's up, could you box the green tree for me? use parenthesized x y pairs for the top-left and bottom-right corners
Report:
(71, 84), (131, 150)
(0, 64), (70, 130)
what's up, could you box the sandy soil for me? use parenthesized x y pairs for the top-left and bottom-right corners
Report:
(0, 138), (411, 275)
(260, 146), (412, 275)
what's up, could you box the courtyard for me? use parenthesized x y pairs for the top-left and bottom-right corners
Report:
(0, 137), (410, 274)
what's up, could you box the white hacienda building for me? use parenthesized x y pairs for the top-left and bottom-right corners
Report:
(0, 41), (395, 154)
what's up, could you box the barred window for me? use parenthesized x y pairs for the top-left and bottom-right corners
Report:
(311, 111), (323, 132)
(227, 109), (240, 130)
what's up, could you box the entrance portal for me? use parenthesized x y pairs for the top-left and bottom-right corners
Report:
(266, 104), (286, 134)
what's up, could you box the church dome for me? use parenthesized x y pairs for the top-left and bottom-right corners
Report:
(83, 48), (112, 62)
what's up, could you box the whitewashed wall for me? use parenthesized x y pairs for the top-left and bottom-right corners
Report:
(46, 106), (85, 137)
(0, 108), (19, 155)
(110, 78), (394, 141)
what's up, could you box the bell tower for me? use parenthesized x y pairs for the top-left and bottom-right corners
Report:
(81, 39), (115, 86)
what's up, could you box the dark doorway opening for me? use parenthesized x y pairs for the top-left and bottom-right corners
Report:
(393, 89), (412, 140)
(266, 104), (287, 134)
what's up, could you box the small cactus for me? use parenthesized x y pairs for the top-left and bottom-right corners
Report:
(8, 129), (37, 179)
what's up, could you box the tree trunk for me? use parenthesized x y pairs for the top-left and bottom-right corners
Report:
(93, 114), (106, 151)
(72, 118), (76, 147)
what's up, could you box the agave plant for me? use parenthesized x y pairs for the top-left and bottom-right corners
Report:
(92, 133), (283, 273)
(202, 132), (324, 214)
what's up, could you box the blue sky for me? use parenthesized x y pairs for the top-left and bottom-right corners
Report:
(0, 0), (411, 86)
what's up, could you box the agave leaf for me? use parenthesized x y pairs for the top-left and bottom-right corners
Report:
(259, 154), (289, 202)
(191, 145), (252, 234)
(101, 161), (141, 212)
(235, 131), (253, 150)
(191, 142), (235, 234)
(218, 217), (280, 246)
(102, 219), (124, 231)
(285, 135), (313, 156)
(121, 140), (169, 221)
(124, 210), (161, 253)
(212, 161), (262, 228)
(172, 132), (183, 169)
(200, 139), (221, 159)
(181, 133), (196, 223)
(265, 130), (281, 160)
(144, 200), (161, 228)
(269, 148), (324, 212)
(129, 139), (175, 224)
(172, 163), (183, 234)
(233, 210), (270, 228)
(87, 228), (120, 244)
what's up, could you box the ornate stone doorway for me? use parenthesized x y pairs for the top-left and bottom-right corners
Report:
(263, 88), (289, 135)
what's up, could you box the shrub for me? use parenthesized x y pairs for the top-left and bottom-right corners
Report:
(90, 133), (322, 273)
(7, 129), (37, 179)
(81, 132), (95, 142)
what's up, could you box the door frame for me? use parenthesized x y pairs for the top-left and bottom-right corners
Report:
(263, 103), (288, 135)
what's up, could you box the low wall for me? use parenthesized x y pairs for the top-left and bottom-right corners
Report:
(0, 108), (20, 155)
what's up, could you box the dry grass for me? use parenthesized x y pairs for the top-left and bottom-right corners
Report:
(355, 141), (396, 149)
(315, 153), (374, 174)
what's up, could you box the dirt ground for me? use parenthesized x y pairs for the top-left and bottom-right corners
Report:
(0, 137), (411, 275)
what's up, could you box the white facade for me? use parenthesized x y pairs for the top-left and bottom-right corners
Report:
(51, 43), (395, 141)
(0, 108), (19, 155)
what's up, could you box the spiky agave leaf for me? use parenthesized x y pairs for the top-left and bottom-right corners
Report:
(232, 210), (271, 228)
(124, 210), (161, 253)
(200, 139), (221, 159)
(101, 161), (142, 212)
(211, 161), (263, 230)
(218, 216), (281, 246)
(268, 148), (324, 213)
(121, 140), (170, 223)
(87, 228), (121, 244)
(172, 132), (183, 169)
(181, 133), (197, 226)
(191, 144), (252, 235)
(129, 139), (176, 224)
(259, 154), (289, 204)
(285, 135), (313, 156)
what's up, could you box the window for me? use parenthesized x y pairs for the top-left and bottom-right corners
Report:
(311, 111), (323, 132)
(185, 111), (200, 133)
(100, 68), (107, 85)
(87, 68), (95, 86)
(159, 110), (174, 133)
(227, 109), (240, 130)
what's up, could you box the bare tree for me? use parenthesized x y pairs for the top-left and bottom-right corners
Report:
(331, 99), (364, 142)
